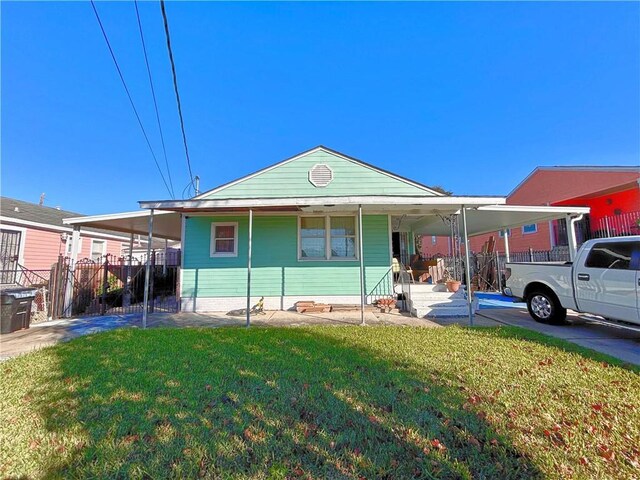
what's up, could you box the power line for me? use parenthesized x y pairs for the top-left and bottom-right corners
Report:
(90, 0), (173, 198)
(159, 0), (195, 197)
(134, 0), (175, 198)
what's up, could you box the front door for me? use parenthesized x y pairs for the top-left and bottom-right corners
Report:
(392, 232), (410, 266)
(0, 229), (22, 284)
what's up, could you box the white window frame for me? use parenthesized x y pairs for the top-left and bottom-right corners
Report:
(297, 215), (359, 261)
(210, 222), (238, 257)
(498, 228), (512, 238)
(90, 239), (107, 261)
(522, 223), (538, 235)
(431, 235), (437, 245)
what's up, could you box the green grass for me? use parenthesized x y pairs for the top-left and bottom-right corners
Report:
(1, 326), (639, 479)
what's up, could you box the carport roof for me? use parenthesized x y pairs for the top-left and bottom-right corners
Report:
(404, 204), (591, 236)
(63, 210), (182, 241)
(62, 200), (589, 239)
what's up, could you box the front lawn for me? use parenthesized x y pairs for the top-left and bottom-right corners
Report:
(1, 326), (638, 479)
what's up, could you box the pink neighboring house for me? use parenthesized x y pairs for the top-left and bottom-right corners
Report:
(1, 196), (129, 273)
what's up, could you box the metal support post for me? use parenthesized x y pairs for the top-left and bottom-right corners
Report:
(503, 228), (510, 262)
(124, 233), (134, 307)
(358, 205), (366, 326)
(246, 209), (253, 328)
(567, 214), (583, 262)
(142, 209), (154, 329)
(163, 238), (168, 275)
(461, 206), (474, 326)
(62, 226), (81, 318)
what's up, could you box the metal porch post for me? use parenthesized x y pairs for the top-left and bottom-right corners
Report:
(246, 209), (253, 328)
(566, 214), (583, 262)
(62, 226), (82, 318)
(503, 228), (510, 262)
(124, 232), (134, 307)
(358, 205), (366, 326)
(142, 209), (154, 329)
(461, 206), (474, 326)
(163, 238), (168, 275)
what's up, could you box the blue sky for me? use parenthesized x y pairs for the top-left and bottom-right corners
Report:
(2, 1), (638, 214)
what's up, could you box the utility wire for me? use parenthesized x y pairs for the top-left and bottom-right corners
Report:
(90, 0), (173, 198)
(134, 0), (175, 199)
(159, 0), (195, 196)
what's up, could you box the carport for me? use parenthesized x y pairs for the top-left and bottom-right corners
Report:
(62, 210), (182, 318)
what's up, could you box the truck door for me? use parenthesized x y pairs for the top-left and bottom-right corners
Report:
(575, 240), (639, 323)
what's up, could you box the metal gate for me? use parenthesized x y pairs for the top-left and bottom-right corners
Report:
(65, 255), (179, 317)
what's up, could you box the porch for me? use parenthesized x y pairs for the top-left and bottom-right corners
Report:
(61, 197), (589, 327)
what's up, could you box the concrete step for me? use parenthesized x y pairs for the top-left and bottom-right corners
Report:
(408, 292), (466, 302)
(409, 299), (469, 309)
(412, 305), (470, 318)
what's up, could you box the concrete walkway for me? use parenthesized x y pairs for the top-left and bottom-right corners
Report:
(0, 310), (438, 360)
(474, 308), (640, 366)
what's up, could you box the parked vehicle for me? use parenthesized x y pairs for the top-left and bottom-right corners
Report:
(503, 236), (640, 325)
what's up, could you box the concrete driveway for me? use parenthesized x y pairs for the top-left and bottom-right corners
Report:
(474, 308), (640, 366)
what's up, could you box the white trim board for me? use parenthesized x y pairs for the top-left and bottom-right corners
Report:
(140, 195), (507, 210)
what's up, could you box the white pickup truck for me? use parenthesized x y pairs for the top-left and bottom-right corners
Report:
(504, 236), (640, 325)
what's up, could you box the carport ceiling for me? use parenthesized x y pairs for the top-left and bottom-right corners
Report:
(405, 205), (590, 237)
(63, 210), (182, 241)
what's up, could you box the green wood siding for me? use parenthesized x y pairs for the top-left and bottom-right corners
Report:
(182, 214), (391, 299)
(200, 150), (434, 199)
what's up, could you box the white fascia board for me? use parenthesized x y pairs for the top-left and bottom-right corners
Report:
(140, 196), (506, 210)
(475, 205), (590, 215)
(63, 209), (174, 225)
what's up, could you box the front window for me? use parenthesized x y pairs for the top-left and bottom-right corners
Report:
(300, 217), (326, 259)
(330, 217), (356, 259)
(299, 216), (357, 260)
(90, 240), (106, 262)
(211, 222), (238, 257)
(522, 224), (538, 235)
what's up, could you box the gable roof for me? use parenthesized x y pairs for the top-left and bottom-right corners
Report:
(1, 196), (129, 239)
(194, 146), (445, 200)
(507, 166), (640, 205)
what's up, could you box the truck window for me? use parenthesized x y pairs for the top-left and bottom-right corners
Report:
(584, 241), (639, 271)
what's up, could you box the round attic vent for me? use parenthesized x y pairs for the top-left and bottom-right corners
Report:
(308, 164), (333, 187)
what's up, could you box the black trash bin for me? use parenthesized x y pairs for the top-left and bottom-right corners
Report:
(1, 288), (37, 334)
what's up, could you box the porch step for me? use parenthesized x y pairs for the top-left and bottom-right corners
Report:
(413, 305), (472, 318)
(407, 292), (478, 318)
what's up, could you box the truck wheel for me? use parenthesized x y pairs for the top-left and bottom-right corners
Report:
(527, 290), (567, 325)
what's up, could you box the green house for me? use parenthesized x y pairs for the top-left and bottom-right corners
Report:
(141, 146), (511, 313)
(66, 146), (589, 322)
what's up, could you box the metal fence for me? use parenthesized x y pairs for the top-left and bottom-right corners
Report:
(594, 211), (640, 238)
(0, 260), (67, 323)
(64, 255), (179, 317)
(421, 246), (572, 293)
(1, 252), (180, 322)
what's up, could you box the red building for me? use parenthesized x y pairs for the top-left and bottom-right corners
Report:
(422, 166), (640, 256)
